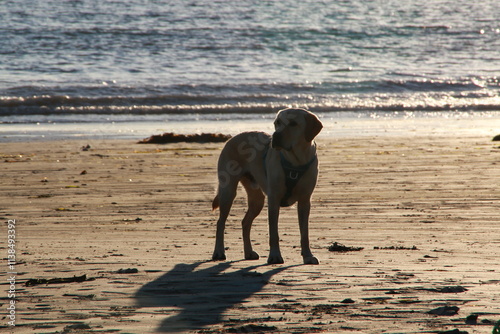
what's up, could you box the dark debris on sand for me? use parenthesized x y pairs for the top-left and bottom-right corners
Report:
(427, 305), (460, 316)
(226, 324), (278, 333)
(373, 245), (418, 250)
(328, 242), (364, 252)
(138, 132), (231, 144)
(25, 274), (93, 287)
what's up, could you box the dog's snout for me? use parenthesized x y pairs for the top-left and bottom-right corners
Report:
(271, 131), (283, 149)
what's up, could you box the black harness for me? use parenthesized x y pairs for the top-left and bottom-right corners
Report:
(263, 146), (317, 207)
(279, 152), (317, 207)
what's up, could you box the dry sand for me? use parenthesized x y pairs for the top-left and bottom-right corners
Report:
(1, 134), (499, 333)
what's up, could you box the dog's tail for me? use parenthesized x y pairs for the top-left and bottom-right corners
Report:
(212, 194), (220, 211)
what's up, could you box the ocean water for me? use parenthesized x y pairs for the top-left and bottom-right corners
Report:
(1, 0), (499, 140)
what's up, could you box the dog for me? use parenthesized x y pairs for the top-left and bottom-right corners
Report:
(211, 108), (323, 264)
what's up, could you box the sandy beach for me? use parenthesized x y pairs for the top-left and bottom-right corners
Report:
(1, 133), (500, 333)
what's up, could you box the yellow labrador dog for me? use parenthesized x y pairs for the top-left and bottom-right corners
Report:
(211, 108), (323, 264)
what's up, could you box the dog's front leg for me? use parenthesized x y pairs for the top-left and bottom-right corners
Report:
(267, 197), (284, 264)
(298, 199), (319, 265)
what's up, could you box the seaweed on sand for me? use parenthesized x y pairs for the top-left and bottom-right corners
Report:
(138, 132), (231, 144)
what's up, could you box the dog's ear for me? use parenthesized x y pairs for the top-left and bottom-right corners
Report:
(304, 112), (323, 142)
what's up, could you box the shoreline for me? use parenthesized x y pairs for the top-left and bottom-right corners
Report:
(1, 111), (500, 142)
(1, 134), (499, 333)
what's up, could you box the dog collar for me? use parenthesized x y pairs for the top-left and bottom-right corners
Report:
(279, 152), (317, 207)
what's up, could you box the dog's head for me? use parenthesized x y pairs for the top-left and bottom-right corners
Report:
(271, 108), (323, 151)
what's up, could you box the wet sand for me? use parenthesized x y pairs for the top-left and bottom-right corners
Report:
(1, 134), (499, 333)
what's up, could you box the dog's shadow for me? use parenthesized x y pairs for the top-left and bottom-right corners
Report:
(134, 261), (291, 332)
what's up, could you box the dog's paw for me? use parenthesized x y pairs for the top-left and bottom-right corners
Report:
(245, 251), (260, 260)
(212, 250), (226, 261)
(303, 256), (319, 265)
(267, 253), (284, 264)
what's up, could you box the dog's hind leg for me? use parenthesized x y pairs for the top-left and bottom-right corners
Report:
(240, 176), (265, 260)
(212, 179), (238, 261)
